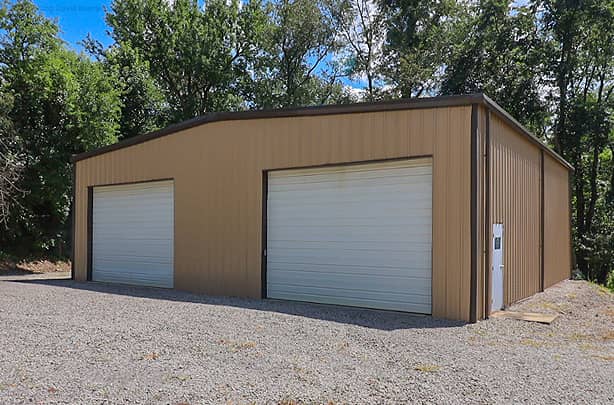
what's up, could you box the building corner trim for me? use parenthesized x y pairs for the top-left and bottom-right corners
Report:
(86, 187), (93, 281)
(71, 164), (76, 280)
(540, 150), (545, 291)
(470, 104), (479, 323)
(484, 109), (491, 319)
(261, 171), (268, 299)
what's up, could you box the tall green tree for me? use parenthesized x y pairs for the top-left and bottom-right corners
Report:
(106, 0), (268, 121)
(542, 0), (614, 282)
(0, 0), (121, 256)
(249, 0), (350, 108)
(333, 0), (386, 101)
(441, 0), (548, 134)
(378, 0), (461, 98)
(0, 91), (23, 228)
(84, 37), (167, 140)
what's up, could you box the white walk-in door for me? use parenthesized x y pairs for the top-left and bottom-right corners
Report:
(266, 159), (433, 313)
(92, 180), (174, 288)
(491, 223), (504, 311)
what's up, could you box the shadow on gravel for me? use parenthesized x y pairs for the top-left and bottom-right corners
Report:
(12, 279), (466, 331)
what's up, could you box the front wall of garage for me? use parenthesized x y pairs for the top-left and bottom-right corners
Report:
(74, 107), (472, 320)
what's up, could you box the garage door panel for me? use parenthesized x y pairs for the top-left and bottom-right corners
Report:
(268, 239), (431, 251)
(267, 159), (432, 313)
(269, 163), (432, 184)
(268, 270), (431, 293)
(92, 272), (173, 289)
(271, 213), (430, 227)
(93, 239), (172, 252)
(92, 180), (174, 288)
(268, 283), (431, 302)
(268, 251), (431, 269)
(268, 290), (431, 313)
(268, 179), (432, 195)
(266, 262), (430, 277)
(268, 185), (432, 203)
(92, 230), (173, 240)
(94, 259), (173, 271)
(268, 230), (431, 244)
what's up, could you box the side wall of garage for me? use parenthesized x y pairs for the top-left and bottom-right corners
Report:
(543, 154), (572, 287)
(489, 115), (542, 307)
(74, 107), (474, 321)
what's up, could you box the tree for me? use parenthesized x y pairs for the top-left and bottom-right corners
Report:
(441, 0), (548, 134)
(333, 0), (386, 100)
(106, 0), (268, 121)
(248, 0), (349, 108)
(0, 0), (121, 256)
(378, 0), (461, 98)
(84, 37), (167, 140)
(0, 92), (23, 228)
(542, 0), (614, 282)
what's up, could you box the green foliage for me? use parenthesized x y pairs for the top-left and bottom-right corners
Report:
(333, 0), (386, 100)
(606, 270), (614, 292)
(378, 0), (461, 98)
(541, 0), (614, 284)
(248, 0), (348, 108)
(106, 0), (265, 120)
(0, 0), (121, 256)
(85, 38), (167, 140)
(441, 0), (548, 134)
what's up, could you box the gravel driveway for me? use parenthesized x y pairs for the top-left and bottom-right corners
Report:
(0, 279), (612, 404)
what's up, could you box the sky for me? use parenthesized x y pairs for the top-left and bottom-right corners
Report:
(36, 0), (113, 50)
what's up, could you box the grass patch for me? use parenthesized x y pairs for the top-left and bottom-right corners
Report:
(569, 333), (590, 341)
(589, 281), (612, 296)
(520, 339), (544, 348)
(219, 339), (257, 352)
(414, 364), (440, 373)
(602, 331), (614, 341)
(471, 329), (487, 337)
(142, 352), (160, 360)
(540, 301), (569, 313)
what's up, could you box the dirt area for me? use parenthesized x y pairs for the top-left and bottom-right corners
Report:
(0, 279), (611, 404)
(0, 259), (70, 275)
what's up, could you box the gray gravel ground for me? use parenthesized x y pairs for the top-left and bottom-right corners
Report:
(0, 279), (612, 404)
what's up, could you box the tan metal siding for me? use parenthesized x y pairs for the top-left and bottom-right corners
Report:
(74, 107), (473, 321)
(543, 154), (572, 287)
(490, 115), (542, 307)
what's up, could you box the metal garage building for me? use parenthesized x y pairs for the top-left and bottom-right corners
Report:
(71, 94), (572, 322)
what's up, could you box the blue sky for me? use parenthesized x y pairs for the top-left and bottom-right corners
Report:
(36, 0), (112, 50)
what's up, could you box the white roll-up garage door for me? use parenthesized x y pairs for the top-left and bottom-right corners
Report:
(92, 180), (174, 288)
(266, 159), (432, 313)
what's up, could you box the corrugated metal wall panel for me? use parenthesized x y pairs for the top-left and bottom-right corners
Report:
(544, 154), (572, 287)
(74, 107), (473, 321)
(490, 115), (542, 307)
